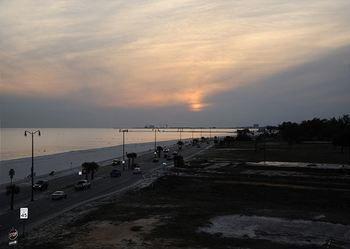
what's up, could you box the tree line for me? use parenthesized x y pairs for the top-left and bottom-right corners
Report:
(279, 115), (350, 150)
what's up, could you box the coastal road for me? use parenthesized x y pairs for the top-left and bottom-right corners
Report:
(0, 141), (211, 243)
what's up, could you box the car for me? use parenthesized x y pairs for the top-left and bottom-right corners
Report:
(133, 167), (142, 175)
(51, 191), (67, 200)
(74, 180), (91, 190)
(33, 180), (48, 191)
(307, 163), (317, 167)
(110, 169), (122, 177)
(112, 159), (121, 166)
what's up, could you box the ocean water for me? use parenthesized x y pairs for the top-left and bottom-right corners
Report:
(0, 128), (233, 161)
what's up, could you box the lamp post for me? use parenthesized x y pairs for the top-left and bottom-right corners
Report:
(178, 128), (183, 141)
(152, 128), (160, 153)
(24, 130), (41, 202)
(119, 129), (128, 163)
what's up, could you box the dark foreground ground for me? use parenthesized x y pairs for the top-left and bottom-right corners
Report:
(15, 141), (350, 249)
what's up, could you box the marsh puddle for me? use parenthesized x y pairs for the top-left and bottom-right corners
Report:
(199, 215), (350, 247)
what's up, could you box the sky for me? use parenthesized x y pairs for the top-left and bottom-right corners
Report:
(0, 0), (350, 127)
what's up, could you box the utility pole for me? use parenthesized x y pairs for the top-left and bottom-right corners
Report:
(24, 130), (41, 202)
(119, 129), (128, 162)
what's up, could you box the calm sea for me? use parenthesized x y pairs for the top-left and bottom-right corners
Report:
(0, 128), (233, 161)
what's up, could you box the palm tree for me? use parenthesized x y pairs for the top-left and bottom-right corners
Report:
(9, 169), (15, 185)
(177, 140), (184, 151)
(81, 162), (99, 180)
(156, 146), (163, 158)
(127, 153), (137, 169)
(9, 169), (16, 210)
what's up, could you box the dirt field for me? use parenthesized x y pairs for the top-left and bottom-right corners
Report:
(18, 141), (350, 249)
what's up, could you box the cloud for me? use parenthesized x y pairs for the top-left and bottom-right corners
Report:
(205, 45), (350, 125)
(1, 0), (350, 123)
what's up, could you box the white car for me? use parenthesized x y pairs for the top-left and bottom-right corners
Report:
(74, 180), (91, 190)
(112, 159), (121, 166)
(133, 167), (142, 175)
(51, 191), (67, 200)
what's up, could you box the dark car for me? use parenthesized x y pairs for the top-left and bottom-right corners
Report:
(51, 191), (67, 200)
(74, 180), (91, 190)
(112, 159), (121, 166)
(33, 180), (49, 191)
(110, 169), (122, 177)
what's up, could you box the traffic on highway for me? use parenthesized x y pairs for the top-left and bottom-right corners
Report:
(0, 140), (210, 245)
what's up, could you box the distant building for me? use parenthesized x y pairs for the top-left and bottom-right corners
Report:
(253, 124), (259, 128)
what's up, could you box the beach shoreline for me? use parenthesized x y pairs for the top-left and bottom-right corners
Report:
(0, 139), (183, 185)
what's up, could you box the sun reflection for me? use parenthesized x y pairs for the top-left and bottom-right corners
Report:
(183, 89), (209, 112)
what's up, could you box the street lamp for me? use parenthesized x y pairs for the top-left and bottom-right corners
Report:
(178, 128), (183, 141)
(152, 128), (160, 154)
(24, 130), (41, 202)
(119, 129), (128, 163)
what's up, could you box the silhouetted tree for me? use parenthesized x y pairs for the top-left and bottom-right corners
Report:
(127, 153), (137, 169)
(8, 169), (17, 210)
(177, 140), (184, 151)
(236, 129), (252, 141)
(156, 146), (163, 157)
(278, 122), (301, 144)
(82, 162), (99, 180)
(278, 115), (350, 151)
